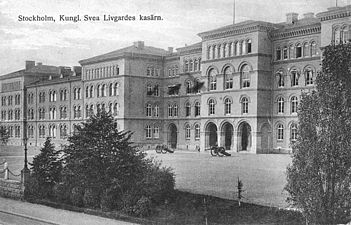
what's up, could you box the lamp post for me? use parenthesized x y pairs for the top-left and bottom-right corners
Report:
(21, 137), (30, 184)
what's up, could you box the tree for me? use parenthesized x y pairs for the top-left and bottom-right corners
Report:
(30, 137), (62, 198)
(0, 125), (9, 145)
(286, 43), (351, 224)
(61, 111), (149, 203)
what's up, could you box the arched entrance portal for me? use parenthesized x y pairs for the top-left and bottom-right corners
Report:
(168, 124), (177, 149)
(221, 122), (234, 150)
(205, 122), (217, 148)
(238, 122), (252, 151)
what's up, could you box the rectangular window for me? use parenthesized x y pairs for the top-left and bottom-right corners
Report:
(153, 127), (159, 139)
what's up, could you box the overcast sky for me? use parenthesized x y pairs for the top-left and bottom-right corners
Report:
(0, 0), (349, 75)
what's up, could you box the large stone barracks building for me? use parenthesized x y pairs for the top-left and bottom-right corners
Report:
(0, 6), (350, 153)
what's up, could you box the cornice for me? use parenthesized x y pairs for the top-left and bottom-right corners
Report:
(272, 24), (321, 40)
(316, 6), (351, 22)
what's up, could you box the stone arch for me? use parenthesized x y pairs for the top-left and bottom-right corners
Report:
(220, 121), (234, 150)
(221, 63), (235, 74)
(238, 61), (253, 72)
(168, 123), (178, 149)
(205, 121), (218, 149)
(237, 121), (252, 151)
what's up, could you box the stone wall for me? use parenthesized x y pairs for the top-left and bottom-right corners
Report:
(0, 178), (24, 199)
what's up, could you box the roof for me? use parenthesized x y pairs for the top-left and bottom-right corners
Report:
(79, 44), (170, 65)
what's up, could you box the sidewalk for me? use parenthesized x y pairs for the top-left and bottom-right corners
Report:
(0, 197), (137, 225)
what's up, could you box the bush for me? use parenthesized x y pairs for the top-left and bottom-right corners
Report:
(70, 186), (84, 207)
(83, 188), (100, 208)
(24, 175), (40, 199)
(100, 188), (118, 211)
(133, 196), (152, 217)
(142, 161), (175, 204)
(53, 183), (71, 204)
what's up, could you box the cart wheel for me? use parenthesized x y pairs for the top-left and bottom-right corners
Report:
(161, 147), (168, 154)
(156, 145), (162, 153)
(210, 146), (217, 156)
(216, 147), (225, 157)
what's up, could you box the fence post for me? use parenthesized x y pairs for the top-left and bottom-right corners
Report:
(4, 162), (8, 180)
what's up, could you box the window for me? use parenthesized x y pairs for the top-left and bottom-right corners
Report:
(291, 96), (298, 114)
(15, 94), (20, 105)
(224, 98), (232, 115)
(101, 85), (106, 97)
(153, 85), (159, 96)
(194, 60), (198, 71)
(289, 44), (294, 59)
(168, 104), (173, 117)
(296, 44), (302, 58)
(276, 47), (281, 60)
(89, 85), (94, 98)
(185, 102), (191, 117)
(154, 105), (159, 117)
(241, 97), (248, 114)
(114, 83), (119, 96)
(49, 107), (56, 120)
(241, 64), (250, 88)
(195, 124), (200, 140)
(113, 103), (119, 116)
(39, 92), (45, 103)
(277, 124), (284, 141)
(39, 125), (45, 138)
(277, 71), (284, 87)
(153, 126), (159, 139)
(195, 102), (201, 117)
(173, 105), (178, 117)
(184, 61), (189, 72)
(86, 105), (90, 118)
(334, 27), (341, 44)
(39, 108), (45, 120)
(109, 83), (113, 96)
(341, 25), (350, 43)
(303, 42), (309, 57)
(97, 85), (101, 98)
(247, 39), (252, 53)
(278, 97), (284, 114)
(185, 124), (191, 139)
(291, 70), (299, 86)
(146, 125), (152, 138)
(224, 66), (233, 89)
(146, 104), (152, 117)
(8, 110), (13, 120)
(60, 89), (67, 101)
(186, 81), (192, 94)
(147, 84), (153, 96)
(291, 124), (298, 141)
(189, 60), (193, 72)
(15, 126), (20, 138)
(310, 41), (317, 56)
(15, 109), (20, 120)
(305, 68), (313, 85)
(208, 99), (215, 115)
(49, 125), (56, 138)
(283, 46), (288, 59)
(209, 69), (217, 91)
(28, 126), (34, 138)
(60, 125), (68, 139)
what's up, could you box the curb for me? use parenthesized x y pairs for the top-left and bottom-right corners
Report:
(0, 209), (60, 225)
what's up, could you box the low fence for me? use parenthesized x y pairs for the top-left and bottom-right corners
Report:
(0, 161), (24, 199)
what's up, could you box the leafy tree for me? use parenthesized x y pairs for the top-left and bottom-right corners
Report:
(286, 43), (351, 224)
(61, 111), (149, 202)
(0, 125), (9, 145)
(30, 137), (62, 198)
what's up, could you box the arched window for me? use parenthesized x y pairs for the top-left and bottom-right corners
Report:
(86, 86), (89, 98)
(208, 69), (217, 90)
(207, 46), (211, 60)
(173, 104), (178, 117)
(303, 42), (309, 57)
(113, 103), (119, 116)
(85, 105), (89, 118)
(101, 84), (106, 97)
(195, 124), (200, 140)
(89, 85), (94, 98)
(305, 68), (313, 85)
(291, 123), (298, 141)
(146, 104), (152, 117)
(224, 66), (233, 89)
(146, 125), (152, 138)
(186, 80), (192, 94)
(208, 99), (215, 115)
(185, 102), (191, 117)
(109, 83), (113, 96)
(114, 83), (119, 96)
(277, 124), (284, 140)
(236, 42), (240, 55)
(241, 64), (250, 88)
(296, 43), (302, 58)
(185, 124), (191, 139)
(212, 45), (216, 59)
(247, 39), (252, 53)
(224, 98), (232, 115)
(147, 84), (153, 96)
(189, 60), (193, 72)
(334, 27), (341, 44)
(97, 85), (101, 97)
(154, 105), (159, 117)
(283, 46), (288, 59)
(277, 71), (284, 87)
(310, 41), (317, 56)
(194, 60), (198, 71)
(195, 102), (201, 117)
(289, 44), (294, 59)
(153, 126), (160, 139)
(291, 69), (299, 86)
(241, 97), (248, 114)
(241, 40), (246, 55)
(276, 47), (281, 60)
(185, 60), (189, 72)
(341, 26), (350, 43)
(278, 97), (284, 114)
(168, 104), (173, 117)
(223, 43), (227, 57)
(291, 96), (298, 114)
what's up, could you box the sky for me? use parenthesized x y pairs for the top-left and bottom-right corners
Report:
(0, 0), (349, 75)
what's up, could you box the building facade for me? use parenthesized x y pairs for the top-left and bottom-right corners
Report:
(0, 6), (350, 153)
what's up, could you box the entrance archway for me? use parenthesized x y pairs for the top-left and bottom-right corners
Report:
(168, 123), (177, 149)
(238, 122), (252, 151)
(221, 122), (234, 150)
(205, 122), (217, 148)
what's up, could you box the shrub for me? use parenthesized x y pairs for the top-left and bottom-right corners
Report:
(100, 188), (118, 211)
(70, 186), (84, 207)
(133, 196), (152, 217)
(83, 188), (100, 208)
(53, 182), (71, 204)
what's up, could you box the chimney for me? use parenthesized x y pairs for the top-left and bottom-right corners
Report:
(72, 66), (82, 76)
(36, 62), (42, 66)
(286, 13), (299, 24)
(133, 41), (144, 49)
(168, 47), (174, 53)
(25, 60), (35, 70)
(303, 12), (314, 19)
